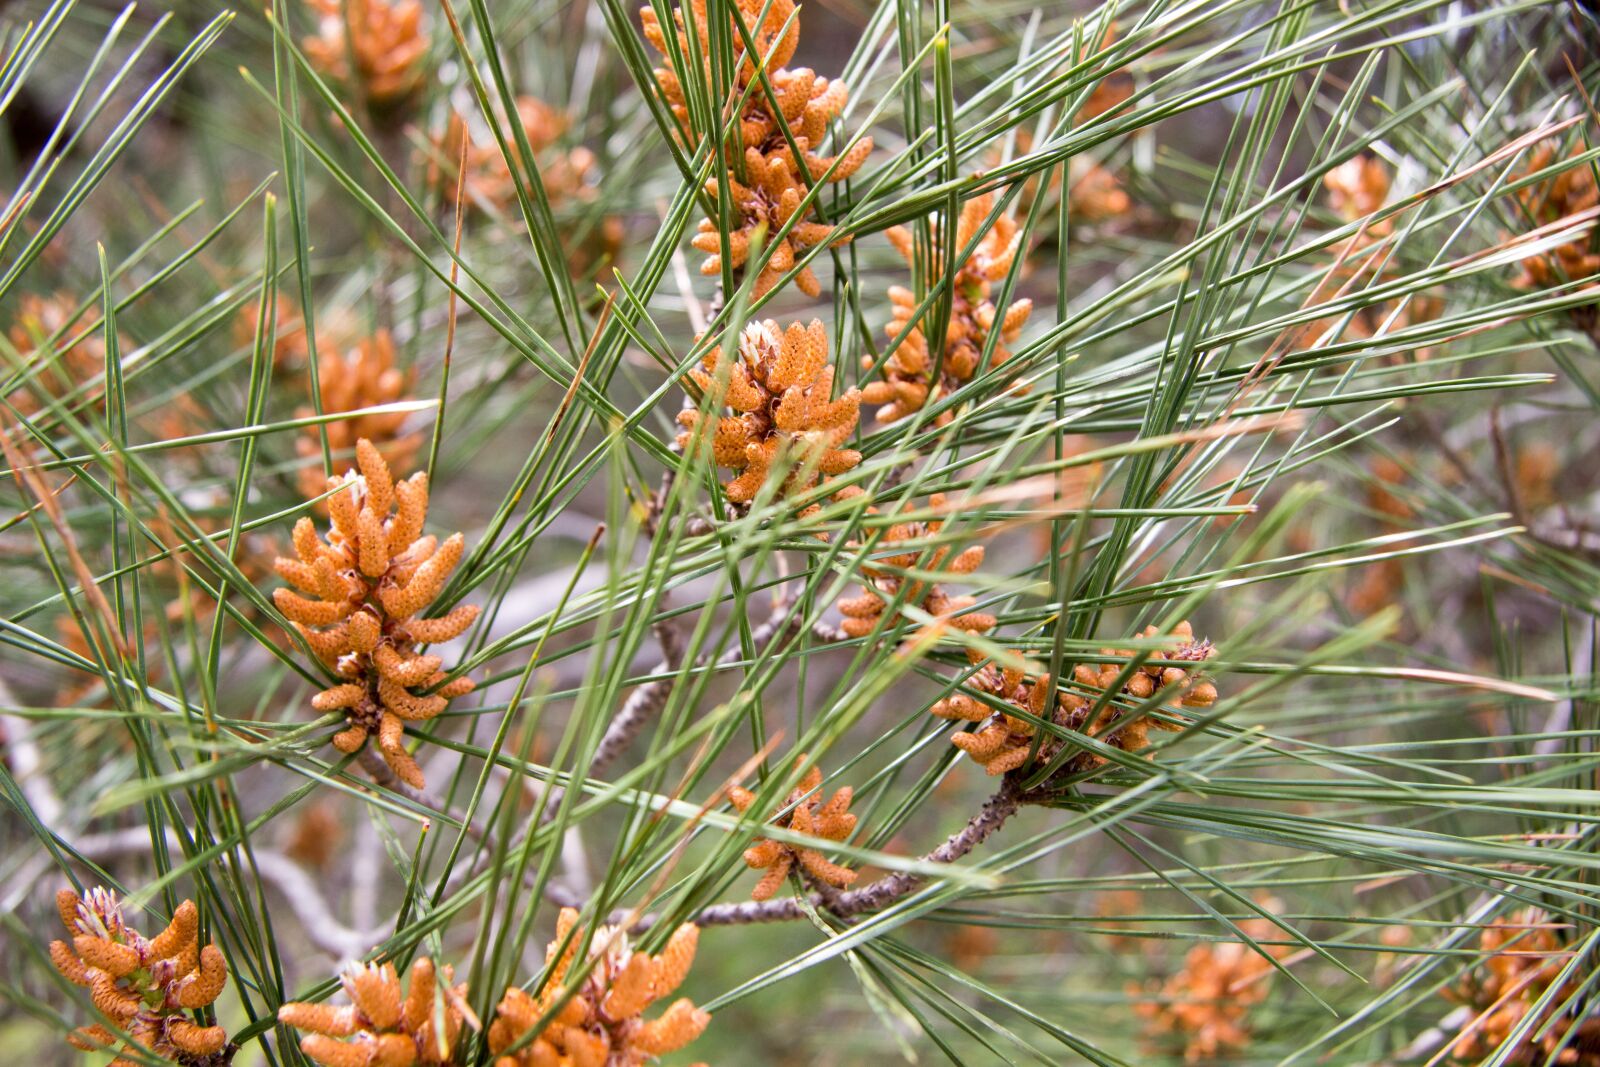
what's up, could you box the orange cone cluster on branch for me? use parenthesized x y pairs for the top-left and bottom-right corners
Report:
(429, 96), (600, 212)
(5, 292), (106, 417)
(51, 887), (230, 1066)
(643, 0), (871, 297)
(1078, 22), (1134, 122)
(1511, 145), (1600, 291)
(1315, 155), (1442, 351)
(676, 319), (860, 505)
(1067, 157), (1134, 223)
(1134, 905), (1290, 1063)
(235, 294), (310, 371)
(488, 907), (709, 1066)
(1446, 909), (1600, 1065)
(279, 957), (466, 1067)
(1347, 455), (1409, 616)
(935, 622), (1217, 778)
(1324, 155), (1393, 235)
(836, 494), (993, 642)
(304, 0), (429, 112)
(864, 193), (1032, 425)
(296, 329), (420, 502)
(728, 756), (857, 900)
(274, 439), (478, 789)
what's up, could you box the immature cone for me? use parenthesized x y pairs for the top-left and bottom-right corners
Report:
(279, 957), (466, 1066)
(643, 0), (871, 298)
(728, 755), (858, 901)
(295, 329), (419, 502)
(303, 0), (429, 112)
(274, 439), (479, 789)
(489, 907), (710, 1066)
(937, 621), (1217, 780)
(1445, 908), (1600, 1065)
(836, 493), (993, 644)
(1511, 145), (1600, 291)
(675, 319), (861, 506)
(864, 192), (1033, 425)
(1134, 901), (1291, 1063)
(50, 887), (230, 1066)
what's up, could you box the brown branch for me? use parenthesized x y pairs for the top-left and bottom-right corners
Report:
(588, 605), (843, 780)
(635, 778), (1023, 930)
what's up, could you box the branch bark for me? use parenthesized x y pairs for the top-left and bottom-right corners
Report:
(650, 778), (1023, 930)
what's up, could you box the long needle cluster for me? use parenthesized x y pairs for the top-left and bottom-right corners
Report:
(676, 319), (860, 505)
(864, 193), (1033, 424)
(304, 0), (429, 112)
(296, 328), (419, 501)
(729, 756), (858, 901)
(837, 493), (993, 642)
(51, 887), (229, 1066)
(643, 0), (871, 297)
(279, 957), (465, 1067)
(935, 621), (1217, 779)
(489, 907), (709, 1066)
(274, 439), (478, 789)
(1446, 909), (1599, 1065)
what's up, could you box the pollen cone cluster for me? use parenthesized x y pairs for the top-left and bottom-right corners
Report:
(1324, 155), (1393, 233)
(6, 292), (106, 417)
(279, 957), (465, 1067)
(1512, 145), (1600, 291)
(1067, 157), (1134, 223)
(676, 319), (860, 505)
(836, 494), (993, 642)
(489, 907), (709, 1066)
(235, 294), (313, 371)
(1446, 908), (1600, 1066)
(304, 0), (429, 112)
(296, 328), (419, 502)
(274, 439), (479, 789)
(1078, 22), (1134, 123)
(1347, 455), (1410, 616)
(935, 621), (1217, 779)
(1315, 155), (1441, 351)
(429, 96), (598, 212)
(1134, 905), (1290, 1063)
(51, 887), (230, 1066)
(642, 0), (871, 297)
(865, 193), (1032, 424)
(728, 756), (857, 901)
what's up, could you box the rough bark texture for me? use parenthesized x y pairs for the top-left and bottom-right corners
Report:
(662, 778), (1024, 929)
